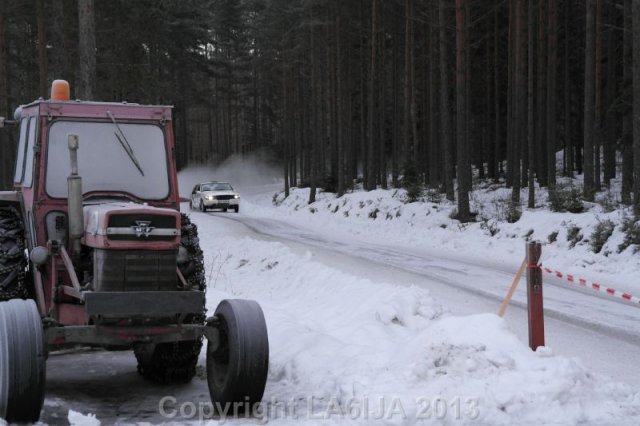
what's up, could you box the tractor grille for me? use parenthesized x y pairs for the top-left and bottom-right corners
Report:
(93, 249), (177, 291)
(216, 195), (235, 200)
(107, 213), (178, 242)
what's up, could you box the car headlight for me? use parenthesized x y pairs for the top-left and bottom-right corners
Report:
(234, 195), (240, 199)
(207, 195), (216, 200)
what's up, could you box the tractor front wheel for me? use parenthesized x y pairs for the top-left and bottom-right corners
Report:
(134, 213), (206, 384)
(0, 299), (46, 423)
(206, 299), (269, 413)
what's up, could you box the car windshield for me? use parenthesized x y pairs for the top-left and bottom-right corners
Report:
(46, 120), (170, 200)
(202, 183), (233, 191)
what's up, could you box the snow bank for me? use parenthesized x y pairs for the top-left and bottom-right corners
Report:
(195, 218), (640, 425)
(252, 183), (640, 296)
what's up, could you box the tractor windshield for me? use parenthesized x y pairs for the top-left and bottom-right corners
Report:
(46, 120), (170, 200)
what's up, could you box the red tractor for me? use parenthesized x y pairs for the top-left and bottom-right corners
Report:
(0, 80), (269, 423)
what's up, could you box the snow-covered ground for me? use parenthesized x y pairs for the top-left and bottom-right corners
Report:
(34, 163), (640, 425)
(194, 214), (640, 425)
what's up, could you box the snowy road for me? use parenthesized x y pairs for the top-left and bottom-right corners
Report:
(208, 210), (640, 385)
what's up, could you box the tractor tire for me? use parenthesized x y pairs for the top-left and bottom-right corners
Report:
(0, 207), (29, 302)
(134, 213), (206, 384)
(206, 299), (269, 412)
(0, 299), (46, 423)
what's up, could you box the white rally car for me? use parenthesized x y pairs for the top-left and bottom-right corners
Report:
(190, 181), (240, 212)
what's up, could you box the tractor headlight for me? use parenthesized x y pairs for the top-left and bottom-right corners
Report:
(30, 246), (49, 266)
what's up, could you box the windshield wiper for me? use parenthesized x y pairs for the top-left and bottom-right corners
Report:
(106, 110), (145, 176)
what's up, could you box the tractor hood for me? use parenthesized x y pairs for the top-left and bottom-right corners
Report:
(83, 202), (181, 250)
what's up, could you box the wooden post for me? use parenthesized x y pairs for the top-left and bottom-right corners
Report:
(526, 241), (544, 350)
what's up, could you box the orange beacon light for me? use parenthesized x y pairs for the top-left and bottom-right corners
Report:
(50, 80), (70, 101)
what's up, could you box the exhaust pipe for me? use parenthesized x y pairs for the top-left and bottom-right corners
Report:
(67, 134), (84, 257)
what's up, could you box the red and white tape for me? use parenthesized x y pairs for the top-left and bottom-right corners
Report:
(542, 267), (640, 305)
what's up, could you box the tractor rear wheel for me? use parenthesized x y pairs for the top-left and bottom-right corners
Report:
(0, 299), (46, 423)
(0, 207), (29, 302)
(134, 213), (206, 384)
(0, 303), (9, 420)
(206, 299), (269, 412)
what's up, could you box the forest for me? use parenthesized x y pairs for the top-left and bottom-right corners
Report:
(1, 0), (639, 221)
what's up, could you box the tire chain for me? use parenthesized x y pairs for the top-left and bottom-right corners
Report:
(134, 213), (206, 384)
(0, 207), (28, 301)
(179, 213), (206, 292)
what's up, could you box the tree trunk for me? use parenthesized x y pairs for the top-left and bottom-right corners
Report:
(409, 2), (419, 169)
(563, 0), (574, 178)
(336, 14), (345, 196)
(77, 0), (96, 100)
(583, 0), (596, 201)
(49, 0), (67, 79)
(602, 2), (616, 185)
(623, 0), (633, 204)
(456, 0), (471, 220)
(507, 0), (515, 187)
(440, 0), (454, 201)
(494, 4), (502, 181)
(283, 65), (290, 198)
(360, 0), (368, 189)
(403, 0), (413, 179)
(309, 22), (317, 204)
(546, 0), (557, 188)
(512, 0), (525, 206)
(367, 0), (379, 191)
(536, 0), (547, 186)
(632, 0), (640, 215)
(527, 0), (535, 208)
(379, 13), (387, 190)
(428, 2), (439, 186)
(392, 11), (400, 187)
(486, 15), (496, 181)
(594, 0), (603, 191)
(36, 0), (48, 98)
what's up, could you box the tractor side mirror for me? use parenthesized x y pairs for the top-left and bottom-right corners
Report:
(0, 117), (17, 128)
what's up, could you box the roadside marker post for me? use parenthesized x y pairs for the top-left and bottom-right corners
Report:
(526, 241), (544, 350)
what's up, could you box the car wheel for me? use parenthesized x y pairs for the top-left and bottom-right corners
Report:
(234, 206), (239, 213)
(223, 208), (228, 212)
(200, 200), (205, 212)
